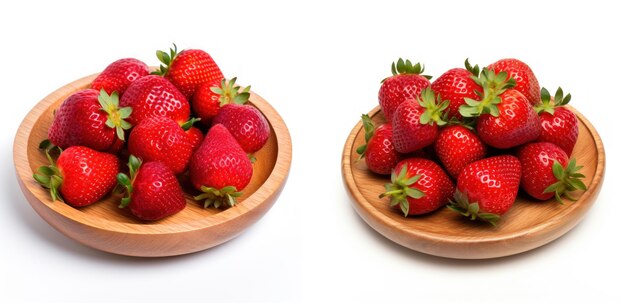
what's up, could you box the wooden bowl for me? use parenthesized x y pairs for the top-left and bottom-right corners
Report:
(342, 106), (605, 259)
(14, 73), (292, 257)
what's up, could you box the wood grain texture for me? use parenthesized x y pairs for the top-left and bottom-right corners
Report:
(342, 106), (605, 259)
(14, 73), (292, 257)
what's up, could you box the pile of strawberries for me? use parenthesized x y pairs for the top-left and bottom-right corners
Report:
(359, 58), (587, 225)
(33, 44), (270, 221)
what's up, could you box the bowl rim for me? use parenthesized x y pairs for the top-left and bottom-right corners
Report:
(13, 73), (292, 235)
(342, 105), (605, 247)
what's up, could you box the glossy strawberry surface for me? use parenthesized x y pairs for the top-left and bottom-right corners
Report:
(487, 58), (541, 105)
(91, 58), (149, 96)
(431, 68), (482, 120)
(48, 89), (117, 151)
(456, 155), (521, 215)
(477, 89), (540, 149)
(434, 125), (487, 179)
(127, 116), (194, 174)
(57, 146), (120, 207)
(128, 161), (186, 221)
(120, 75), (190, 125)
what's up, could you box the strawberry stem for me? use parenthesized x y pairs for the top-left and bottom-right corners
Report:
(194, 185), (243, 209)
(33, 149), (64, 203)
(379, 164), (424, 217)
(117, 155), (142, 208)
(98, 89), (132, 141)
(543, 158), (587, 204)
(459, 68), (516, 118)
(447, 190), (500, 226)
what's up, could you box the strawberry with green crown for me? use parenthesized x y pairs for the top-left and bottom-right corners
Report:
(535, 87), (579, 156)
(517, 142), (586, 202)
(154, 43), (224, 99)
(48, 89), (132, 152)
(378, 58), (432, 121)
(392, 87), (448, 153)
(356, 114), (401, 175)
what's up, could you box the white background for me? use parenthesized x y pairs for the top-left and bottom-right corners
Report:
(1, 1), (623, 302)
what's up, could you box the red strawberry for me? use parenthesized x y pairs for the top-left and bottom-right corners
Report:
(120, 75), (190, 125)
(33, 146), (120, 207)
(190, 124), (253, 208)
(487, 58), (541, 105)
(430, 59), (483, 120)
(535, 87), (579, 156)
(379, 58), (432, 121)
(434, 125), (487, 179)
(379, 158), (454, 216)
(116, 156), (186, 221)
(448, 155), (521, 225)
(186, 126), (204, 152)
(356, 114), (401, 175)
(212, 103), (270, 153)
(517, 142), (586, 202)
(127, 116), (194, 174)
(192, 77), (249, 124)
(460, 69), (540, 149)
(476, 89), (541, 148)
(48, 89), (132, 151)
(154, 44), (224, 98)
(392, 87), (448, 153)
(91, 58), (149, 96)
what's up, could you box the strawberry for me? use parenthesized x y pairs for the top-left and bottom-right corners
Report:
(190, 124), (253, 208)
(460, 69), (540, 149)
(120, 75), (190, 125)
(33, 146), (120, 207)
(378, 58), (432, 121)
(91, 58), (149, 96)
(116, 155), (186, 221)
(48, 89), (132, 151)
(517, 142), (586, 202)
(448, 155), (521, 225)
(487, 58), (541, 105)
(430, 59), (482, 120)
(154, 44), (224, 98)
(192, 77), (249, 124)
(212, 103), (270, 153)
(127, 116), (194, 174)
(434, 125), (487, 179)
(186, 126), (204, 152)
(356, 114), (401, 175)
(392, 87), (448, 153)
(379, 158), (454, 216)
(535, 87), (579, 156)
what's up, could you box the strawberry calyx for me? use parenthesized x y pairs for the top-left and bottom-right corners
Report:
(210, 77), (251, 106)
(152, 43), (179, 76)
(356, 114), (375, 160)
(98, 89), (132, 141)
(544, 158), (587, 204)
(180, 117), (201, 131)
(447, 190), (500, 226)
(464, 58), (480, 77)
(418, 87), (449, 126)
(194, 185), (243, 209)
(116, 155), (142, 208)
(382, 58), (432, 83)
(378, 163), (425, 217)
(534, 87), (571, 115)
(33, 148), (65, 202)
(459, 68), (516, 118)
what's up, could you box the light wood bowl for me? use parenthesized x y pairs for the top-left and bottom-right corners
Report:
(342, 106), (605, 259)
(14, 73), (292, 257)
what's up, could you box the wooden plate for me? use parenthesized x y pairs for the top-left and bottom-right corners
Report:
(14, 73), (292, 257)
(342, 106), (605, 259)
